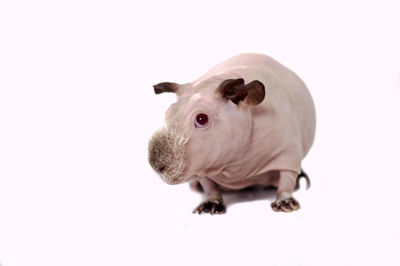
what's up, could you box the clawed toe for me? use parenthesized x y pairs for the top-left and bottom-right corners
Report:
(271, 197), (300, 212)
(193, 200), (226, 215)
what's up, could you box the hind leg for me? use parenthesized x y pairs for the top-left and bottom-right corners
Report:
(271, 170), (300, 212)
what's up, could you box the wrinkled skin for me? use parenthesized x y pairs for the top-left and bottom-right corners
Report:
(148, 53), (316, 214)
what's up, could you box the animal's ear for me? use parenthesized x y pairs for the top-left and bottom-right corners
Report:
(153, 82), (179, 94)
(218, 78), (265, 106)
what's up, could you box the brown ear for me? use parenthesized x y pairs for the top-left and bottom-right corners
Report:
(218, 78), (265, 106)
(153, 82), (179, 94)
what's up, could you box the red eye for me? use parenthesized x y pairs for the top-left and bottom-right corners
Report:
(195, 113), (209, 128)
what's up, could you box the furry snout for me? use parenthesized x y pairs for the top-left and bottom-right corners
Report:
(148, 127), (189, 184)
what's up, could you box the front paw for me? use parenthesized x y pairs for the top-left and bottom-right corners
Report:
(271, 197), (300, 212)
(193, 200), (226, 215)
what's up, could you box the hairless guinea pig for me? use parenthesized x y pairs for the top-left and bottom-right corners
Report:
(148, 53), (316, 214)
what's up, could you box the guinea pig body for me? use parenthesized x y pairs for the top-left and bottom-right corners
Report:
(149, 53), (316, 214)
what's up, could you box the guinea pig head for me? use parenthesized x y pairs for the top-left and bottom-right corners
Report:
(148, 78), (265, 184)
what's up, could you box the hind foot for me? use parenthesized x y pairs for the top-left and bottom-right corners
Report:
(271, 197), (300, 212)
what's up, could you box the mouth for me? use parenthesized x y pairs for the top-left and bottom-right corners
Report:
(152, 164), (187, 185)
(157, 166), (190, 185)
(159, 173), (182, 185)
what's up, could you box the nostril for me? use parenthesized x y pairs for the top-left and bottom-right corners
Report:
(158, 166), (166, 172)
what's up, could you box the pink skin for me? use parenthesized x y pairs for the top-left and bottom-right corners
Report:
(150, 53), (316, 213)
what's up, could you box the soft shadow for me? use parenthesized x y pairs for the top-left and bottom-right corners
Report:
(221, 187), (277, 207)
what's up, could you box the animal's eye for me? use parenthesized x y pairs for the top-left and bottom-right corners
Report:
(195, 113), (209, 128)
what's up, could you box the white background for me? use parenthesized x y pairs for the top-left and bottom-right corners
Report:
(1, 0), (400, 265)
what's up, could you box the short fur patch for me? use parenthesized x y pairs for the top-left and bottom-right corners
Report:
(148, 126), (190, 183)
